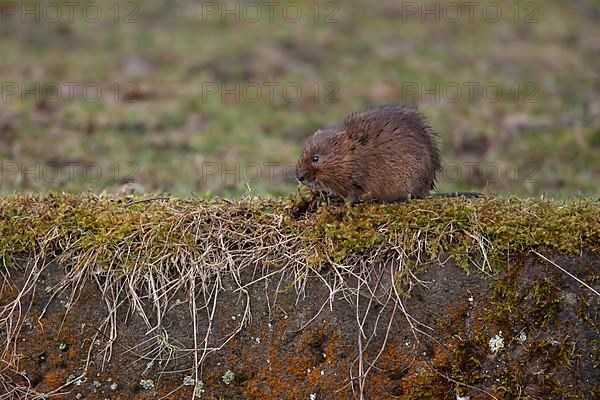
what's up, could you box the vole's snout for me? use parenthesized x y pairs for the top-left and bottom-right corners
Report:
(296, 172), (305, 182)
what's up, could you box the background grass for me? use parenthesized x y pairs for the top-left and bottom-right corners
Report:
(0, 0), (599, 198)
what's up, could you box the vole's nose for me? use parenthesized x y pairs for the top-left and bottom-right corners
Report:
(297, 173), (305, 182)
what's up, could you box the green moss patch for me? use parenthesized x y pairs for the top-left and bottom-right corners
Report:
(0, 193), (598, 274)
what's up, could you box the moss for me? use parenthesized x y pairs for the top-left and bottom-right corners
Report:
(0, 193), (598, 398)
(485, 263), (523, 330)
(302, 196), (599, 271)
(0, 194), (598, 276)
(526, 278), (563, 330)
(492, 364), (529, 399)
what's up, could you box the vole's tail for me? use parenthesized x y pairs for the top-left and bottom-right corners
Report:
(432, 192), (483, 198)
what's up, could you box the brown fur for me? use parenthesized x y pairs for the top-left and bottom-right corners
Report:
(296, 104), (441, 202)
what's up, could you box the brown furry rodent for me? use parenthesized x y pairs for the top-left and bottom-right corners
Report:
(296, 104), (441, 202)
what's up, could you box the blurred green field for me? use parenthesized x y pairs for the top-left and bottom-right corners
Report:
(0, 0), (599, 198)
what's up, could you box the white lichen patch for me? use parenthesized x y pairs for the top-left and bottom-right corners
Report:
(183, 375), (196, 386)
(66, 375), (86, 386)
(195, 381), (205, 398)
(139, 379), (154, 391)
(222, 370), (235, 385)
(489, 331), (504, 354)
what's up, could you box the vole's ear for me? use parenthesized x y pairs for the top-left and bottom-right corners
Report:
(332, 130), (347, 144)
(344, 110), (372, 143)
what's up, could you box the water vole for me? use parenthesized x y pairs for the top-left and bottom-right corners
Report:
(296, 104), (441, 202)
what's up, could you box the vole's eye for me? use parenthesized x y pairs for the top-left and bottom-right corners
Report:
(312, 155), (320, 163)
